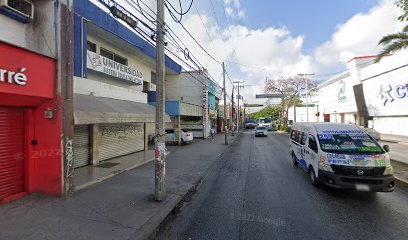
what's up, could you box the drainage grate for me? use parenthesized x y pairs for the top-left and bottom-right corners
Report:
(96, 162), (120, 168)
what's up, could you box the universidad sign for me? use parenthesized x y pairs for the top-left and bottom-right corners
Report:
(87, 51), (143, 85)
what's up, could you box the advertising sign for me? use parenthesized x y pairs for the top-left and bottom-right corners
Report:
(363, 66), (408, 116)
(87, 51), (143, 85)
(0, 42), (55, 99)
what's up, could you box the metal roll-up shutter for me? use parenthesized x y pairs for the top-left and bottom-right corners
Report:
(99, 124), (144, 161)
(0, 107), (24, 201)
(73, 125), (90, 168)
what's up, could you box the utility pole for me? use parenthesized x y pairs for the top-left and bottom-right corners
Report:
(234, 81), (244, 132)
(298, 73), (315, 122)
(155, 0), (166, 201)
(222, 62), (228, 145)
(231, 86), (234, 136)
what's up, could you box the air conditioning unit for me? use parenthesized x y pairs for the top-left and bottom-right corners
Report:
(0, 0), (34, 23)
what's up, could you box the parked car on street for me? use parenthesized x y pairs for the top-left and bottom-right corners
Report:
(150, 129), (194, 144)
(245, 118), (258, 129)
(255, 126), (267, 137)
(289, 123), (394, 192)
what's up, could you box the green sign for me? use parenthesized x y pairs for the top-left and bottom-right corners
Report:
(338, 80), (346, 103)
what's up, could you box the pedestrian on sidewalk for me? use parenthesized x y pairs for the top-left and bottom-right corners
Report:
(210, 127), (216, 141)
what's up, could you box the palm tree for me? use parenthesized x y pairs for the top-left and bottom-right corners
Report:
(375, 25), (408, 63)
(375, 0), (408, 63)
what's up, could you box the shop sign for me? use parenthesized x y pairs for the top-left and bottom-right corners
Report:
(0, 67), (28, 86)
(378, 84), (408, 106)
(87, 51), (143, 85)
(0, 42), (55, 99)
(338, 80), (346, 103)
(363, 66), (408, 116)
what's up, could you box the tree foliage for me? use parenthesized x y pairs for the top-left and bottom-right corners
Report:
(247, 105), (282, 120)
(375, 0), (408, 62)
(264, 75), (317, 123)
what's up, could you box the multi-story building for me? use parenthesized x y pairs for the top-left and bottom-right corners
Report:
(72, 0), (181, 181)
(290, 53), (408, 141)
(157, 71), (221, 138)
(0, 0), (72, 203)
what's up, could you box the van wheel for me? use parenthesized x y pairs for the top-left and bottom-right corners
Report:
(309, 166), (319, 187)
(181, 138), (185, 145)
(292, 152), (298, 167)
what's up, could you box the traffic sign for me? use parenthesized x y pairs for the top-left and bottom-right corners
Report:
(256, 94), (286, 99)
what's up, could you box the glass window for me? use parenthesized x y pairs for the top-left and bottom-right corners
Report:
(99, 48), (128, 65)
(151, 72), (157, 84)
(114, 55), (128, 65)
(100, 48), (114, 60)
(87, 41), (96, 52)
(317, 134), (384, 154)
(300, 132), (307, 145)
(308, 135), (318, 152)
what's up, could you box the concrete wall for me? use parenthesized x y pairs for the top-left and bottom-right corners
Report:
(86, 34), (155, 92)
(74, 77), (147, 103)
(166, 72), (207, 106)
(0, 0), (56, 58)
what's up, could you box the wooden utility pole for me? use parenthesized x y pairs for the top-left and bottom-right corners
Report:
(222, 62), (228, 145)
(231, 86), (234, 136)
(155, 0), (166, 201)
(234, 81), (244, 132)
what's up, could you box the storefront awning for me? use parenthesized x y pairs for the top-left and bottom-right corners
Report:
(74, 94), (170, 124)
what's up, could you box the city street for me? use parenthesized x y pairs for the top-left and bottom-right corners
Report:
(155, 131), (408, 240)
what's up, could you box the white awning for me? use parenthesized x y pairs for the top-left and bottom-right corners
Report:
(74, 94), (170, 124)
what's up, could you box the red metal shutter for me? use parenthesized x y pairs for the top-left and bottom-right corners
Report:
(0, 107), (25, 200)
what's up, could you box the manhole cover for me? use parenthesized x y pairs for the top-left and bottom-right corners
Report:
(96, 162), (120, 168)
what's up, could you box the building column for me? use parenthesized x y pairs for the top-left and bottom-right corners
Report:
(90, 124), (99, 166)
(144, 123), (148, 151)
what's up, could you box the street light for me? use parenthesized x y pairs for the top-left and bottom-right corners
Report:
(298, 73), (315, 122)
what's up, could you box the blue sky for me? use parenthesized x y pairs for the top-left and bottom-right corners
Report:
(115, 0), (403, 106)
(195, 0), (380, 55)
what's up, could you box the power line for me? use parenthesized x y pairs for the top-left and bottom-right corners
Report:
(193, 1), (214, 43)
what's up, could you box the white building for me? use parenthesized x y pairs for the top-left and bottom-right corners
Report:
(290, 54), (408, 141)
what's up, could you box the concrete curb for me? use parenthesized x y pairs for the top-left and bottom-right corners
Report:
(395, 176), (408, 188)
(74, 157), (155, 192)
(140, 133), (243, 240)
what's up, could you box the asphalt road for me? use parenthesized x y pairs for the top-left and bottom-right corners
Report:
(154, 131), (408, 240)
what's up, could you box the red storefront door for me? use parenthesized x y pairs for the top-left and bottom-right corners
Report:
(0, 107), (25, 201)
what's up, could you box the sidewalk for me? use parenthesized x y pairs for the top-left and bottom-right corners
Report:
(0, 133), (240, 240)
(379, 141), (408, 186)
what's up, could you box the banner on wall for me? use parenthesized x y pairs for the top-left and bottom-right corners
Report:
(87, 51), (143, 85)
(363, 66), (408, 116)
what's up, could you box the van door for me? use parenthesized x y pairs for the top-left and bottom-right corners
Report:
(297, 131), (308, 170)
(305, 134), (319, 173)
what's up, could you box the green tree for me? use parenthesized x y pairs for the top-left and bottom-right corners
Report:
(375, 0), (408, 63)
(264, 75), (317, 124)
(247, 105), (282, 120)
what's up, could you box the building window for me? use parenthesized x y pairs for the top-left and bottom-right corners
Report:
(100, 47), (128, 66)
(87, 41), (96, 53)
(143, 81), (150, 92)
(151, 72), (157, 84)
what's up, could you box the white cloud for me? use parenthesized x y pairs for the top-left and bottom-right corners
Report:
(314, 0), (404, 67)
(224, 0), (246, 19)
(112, 0), (408, 109)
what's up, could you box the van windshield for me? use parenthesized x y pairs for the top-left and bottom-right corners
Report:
(317, 134), (384, 154)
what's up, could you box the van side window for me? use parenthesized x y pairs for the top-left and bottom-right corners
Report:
(300, 132), (307, 145)
(308, 135), (318, 152)
(293, 130), (299, 142)
(290, 130), (297, 141)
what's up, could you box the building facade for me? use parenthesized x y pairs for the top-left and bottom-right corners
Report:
(0, 0), (73, 203)
(72, 0), (180, 174)
(290, 54), (408, 140)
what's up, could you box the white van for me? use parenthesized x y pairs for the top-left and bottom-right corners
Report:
(289, 123), (395, 192)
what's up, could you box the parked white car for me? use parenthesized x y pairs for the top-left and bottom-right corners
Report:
(150, 129), (193, 144)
